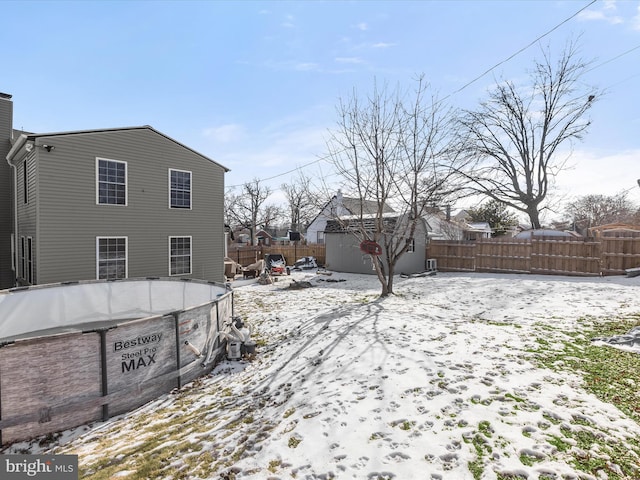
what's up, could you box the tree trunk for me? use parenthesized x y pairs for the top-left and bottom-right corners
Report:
(527, 206), (541, 229)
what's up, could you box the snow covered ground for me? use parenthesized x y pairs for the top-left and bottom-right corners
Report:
(4, 271), (640, 479)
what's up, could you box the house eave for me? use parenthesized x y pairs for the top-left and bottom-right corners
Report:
(6, 133), (28, 164)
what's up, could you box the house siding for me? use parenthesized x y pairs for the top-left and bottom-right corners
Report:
(0, 95), (14, 288)
(325, 221), (428, 275)
(15, 150), (38, 284)
(31, 128), (225, 284)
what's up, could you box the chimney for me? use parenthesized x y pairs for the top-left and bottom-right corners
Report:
(0, 92), (14, 288)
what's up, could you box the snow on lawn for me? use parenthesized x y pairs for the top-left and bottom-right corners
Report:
(5, 272), (640, 480)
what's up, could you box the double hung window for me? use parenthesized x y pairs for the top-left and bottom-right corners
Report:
(169, 169), (191, 209)
(97, 237), (127, 280)
(169, 236), (191, 275)
(97, 158), (127, 205)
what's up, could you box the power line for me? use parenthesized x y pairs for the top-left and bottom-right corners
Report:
(586, 44), (640, 74)
(228, 1), (600, 191)
(226, 152), (333, 189)
(443, 0), (598, 100)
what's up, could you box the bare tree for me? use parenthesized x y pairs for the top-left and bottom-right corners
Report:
(565, 191), (640, 233)
(281, 171), (316, 232)
(326, 76), (458, 297)
(456, 42), (598, 229)
(224, 178), (273, 245)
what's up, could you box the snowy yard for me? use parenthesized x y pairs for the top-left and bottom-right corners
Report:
(5, 271), (640, 480)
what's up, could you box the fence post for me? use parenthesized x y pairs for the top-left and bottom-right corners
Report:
(99, 329), (109, 421)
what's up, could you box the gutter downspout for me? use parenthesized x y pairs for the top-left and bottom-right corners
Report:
(6, 134), (28, 284)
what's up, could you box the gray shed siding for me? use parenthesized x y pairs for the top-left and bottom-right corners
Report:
(0, 96), (14, 288)
(325, 224), (427, 275)
(31, 129), (225, 284)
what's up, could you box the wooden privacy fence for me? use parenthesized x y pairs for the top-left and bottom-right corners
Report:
(228, 244), (326, 267)
(427, 236), (640, 276)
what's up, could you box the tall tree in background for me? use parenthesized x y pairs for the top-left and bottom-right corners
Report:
(456, 42), (598, 229)
(467, 199), (519, 237)
(565, 191), (640, 232)
(225, 178), (275, 245)
(326, 76), (460, 297)
(281, 171), (316, 232)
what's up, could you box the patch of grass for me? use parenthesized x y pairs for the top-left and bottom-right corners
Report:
(531, 314), (640, 479)
(519, 452), (543, 467)
(532, 315), (640, 424)
(504, 392), (525, 403)
(288, 436), (302, 448)
(268, 459), (281, 473)
(547, 435), (571, 452)
(465, 421), (494, 478)
(478, 420), (492, 438)
(468, 458), (484, 480)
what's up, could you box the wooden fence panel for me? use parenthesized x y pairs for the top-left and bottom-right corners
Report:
(227, 245), (326, 268)
(427, 241), (475, 271)
(428, 236), (640, 277)
(600, 237), (640, 275)
(530, 238), (601, 276)
(475, 238), (531, 273)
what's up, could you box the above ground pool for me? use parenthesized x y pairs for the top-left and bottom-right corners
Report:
(0, 277), (233, 446)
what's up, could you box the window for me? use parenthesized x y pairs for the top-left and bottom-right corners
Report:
(97, 237), (127, 280)
(27, 237), (33, 284)
(97, 158), (127, 205)
(20, 236), (25, 280)
(317, 231), (325, 244)
(23, 161), (28, 204)
(169, 169), (191, 209)
(169, 236), (191, 275)
(406, 238), (415, 253)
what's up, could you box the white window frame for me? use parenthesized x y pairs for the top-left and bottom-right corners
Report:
(96, 157), (128, 206)
(169, 236), (192, 276)
(169, 168), (192, 209)
(406, 238), (415, 253)
(23, 160), (28, 204)
(317, 231), (325, 244)
(20, 236), (26, 280)
(26, 236), (33, 284)
(96, 236), (128, 280)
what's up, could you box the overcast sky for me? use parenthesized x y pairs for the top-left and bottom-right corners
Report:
(2, 0), (639, 219)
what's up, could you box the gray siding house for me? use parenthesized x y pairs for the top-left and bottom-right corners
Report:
(1, 93), (228, 286)
(0, 94), (13, 289)
(306, 190), (395, 244)
(324, 214), (428, 275)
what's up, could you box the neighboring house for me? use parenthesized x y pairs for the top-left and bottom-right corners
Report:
(514, 229), (582, 239)
(464, 222), (493, 240)
(588, 223), (640, 238)
(1, 92), (228, 287)
(423, 211), (464, 241)
(306, 190), (395, 244)
(324, 213), (428, 275)
(423, 210), (492, 241)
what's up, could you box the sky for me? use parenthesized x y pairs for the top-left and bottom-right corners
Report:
(6, 271), (640, 478)
(2, 0), (640, 220)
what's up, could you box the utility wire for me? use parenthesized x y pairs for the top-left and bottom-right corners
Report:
(229, 0), (632, 193)
(443, 0), (597, 100)
(585, 44), (640, 74)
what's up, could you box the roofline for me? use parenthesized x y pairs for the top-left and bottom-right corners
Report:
(11, 125), (229, 172)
